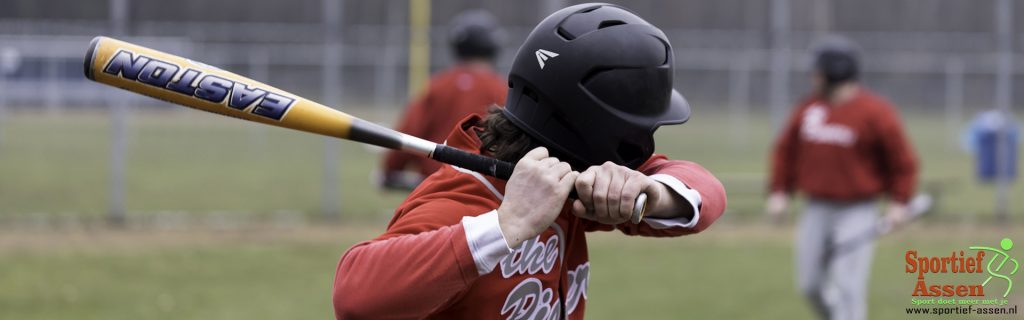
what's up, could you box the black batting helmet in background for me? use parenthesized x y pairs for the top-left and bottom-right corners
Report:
(812, 35), (861, 90)
(502, 3), (691, 170)
(449, 10), (503, 61)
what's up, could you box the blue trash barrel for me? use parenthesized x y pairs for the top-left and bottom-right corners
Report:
(966, 110), (1019, 183)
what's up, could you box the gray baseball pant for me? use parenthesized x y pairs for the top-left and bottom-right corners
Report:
(795, 198), (878, 320)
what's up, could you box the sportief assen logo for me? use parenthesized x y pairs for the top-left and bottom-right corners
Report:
(904, 238), (1019, 316)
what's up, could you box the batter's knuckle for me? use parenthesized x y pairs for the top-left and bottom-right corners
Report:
(579, 172), (594, 183)
(577, 184), (593, 194)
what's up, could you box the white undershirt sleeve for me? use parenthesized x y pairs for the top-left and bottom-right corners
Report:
(460, 210), (513, 275)
(643, 174), (703, 229)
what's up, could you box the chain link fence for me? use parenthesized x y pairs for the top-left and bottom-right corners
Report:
(0, 0), (1020, 224)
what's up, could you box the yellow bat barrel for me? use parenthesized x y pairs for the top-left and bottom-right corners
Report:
(84, 36), (354, 139)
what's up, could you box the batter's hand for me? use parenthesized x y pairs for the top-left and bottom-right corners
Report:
(884, 203), (910, 230)
(765, 192), (789, 224)
(497, 147), (578, 248)
(571, 162), (663, 225)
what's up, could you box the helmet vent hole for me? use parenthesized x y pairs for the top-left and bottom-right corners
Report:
(598, 20), (626, 29)
(557, 27), (575, 40)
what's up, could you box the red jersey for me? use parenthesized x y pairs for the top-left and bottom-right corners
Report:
(383, 64), (507, 176)
(335, 116), (727, 319)
(769, 87), (918, 203)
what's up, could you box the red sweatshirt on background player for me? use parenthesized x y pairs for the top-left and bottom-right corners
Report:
(381, 10), (506, 186)
(382, 65), (506, 176)
(769, 88), (918, 203)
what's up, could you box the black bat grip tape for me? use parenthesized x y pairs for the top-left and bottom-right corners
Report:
(433, 145), (579, 194)
(432, 145), (514, 180)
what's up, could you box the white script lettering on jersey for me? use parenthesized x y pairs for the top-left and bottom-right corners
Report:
(500, 232), (562, 278)
(498, 229), (589, 319)
(499, 263), (590, 320)
(800, 104), (856, 146)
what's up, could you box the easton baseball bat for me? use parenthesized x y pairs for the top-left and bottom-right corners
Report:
(83, 36), (647, 223)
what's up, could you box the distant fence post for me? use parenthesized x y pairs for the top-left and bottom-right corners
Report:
(374, 2), (404, 109)
(811, 0), (832, 35)
(944, 58), (964, 151)
(0, 48), (7, 153)
(45, 52), (61, 115)
(407, 0), (430, 98)
(321, 0), (343, 221)
(107, 0), (129, 226)
(993, 0), (1014, 222)
(728, 51), (752, 147)
(769, 0), (791, 135)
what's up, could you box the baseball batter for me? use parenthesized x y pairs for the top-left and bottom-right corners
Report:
(765, 36), (919, 320)
(380, 10), (507, 189)
(333, 4), (727, 319)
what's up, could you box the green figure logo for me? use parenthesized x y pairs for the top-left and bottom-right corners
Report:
(969, 238), (1019, 298)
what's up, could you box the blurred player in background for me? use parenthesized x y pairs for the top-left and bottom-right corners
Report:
(335, 4), (726, 319)
(765, 36), (919, 320)
(379, 10), (508, 190)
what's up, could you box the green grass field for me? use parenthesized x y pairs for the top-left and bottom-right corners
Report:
(1, 108), (1020, 220)
(1, 225), (1020, 319)
(0, 108), (1022, 319)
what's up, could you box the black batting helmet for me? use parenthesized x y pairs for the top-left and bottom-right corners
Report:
(501, 3), (690, 170)
(812, 35), (860, 88)
(449, 10), (502, 61)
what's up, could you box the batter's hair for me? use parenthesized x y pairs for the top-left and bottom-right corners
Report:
(479, 107), (538, 164)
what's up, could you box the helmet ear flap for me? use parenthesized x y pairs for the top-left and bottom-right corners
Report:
(503, 81), (592, 167)
(616, 140), (648, 169)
